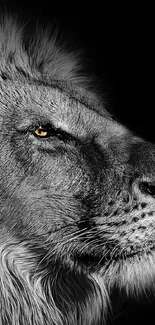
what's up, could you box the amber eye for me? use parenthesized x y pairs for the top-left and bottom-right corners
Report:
(33, 124), (72, 141)
(34, 126), (49, 137)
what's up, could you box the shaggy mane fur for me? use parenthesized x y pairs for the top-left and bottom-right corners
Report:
(0, 14), (86, 84)
(0, 13), (107, 116)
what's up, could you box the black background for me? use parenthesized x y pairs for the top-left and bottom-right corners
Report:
(1, 1), (155, 324)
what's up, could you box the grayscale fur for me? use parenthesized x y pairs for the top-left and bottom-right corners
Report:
(1, 12), (155, 325)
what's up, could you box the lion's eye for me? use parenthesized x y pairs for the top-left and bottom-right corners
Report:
(33, 124), (73, 141)
(34, 126), (49, 137)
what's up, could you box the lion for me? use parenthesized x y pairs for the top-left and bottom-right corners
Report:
(0, 13), (155, 325)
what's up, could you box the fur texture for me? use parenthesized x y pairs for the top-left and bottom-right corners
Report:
(1, 13), (155, 325)
(0, 14), (84, 83)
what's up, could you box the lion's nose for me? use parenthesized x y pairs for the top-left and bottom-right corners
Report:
(139, 181), (155, 197)
(129, 142), (155, 198)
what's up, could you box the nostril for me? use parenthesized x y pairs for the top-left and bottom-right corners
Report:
(139, 181), (155, 197)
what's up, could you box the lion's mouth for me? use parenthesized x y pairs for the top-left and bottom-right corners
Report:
(121, 243), (155, 259)
(73, 243), (155, 269)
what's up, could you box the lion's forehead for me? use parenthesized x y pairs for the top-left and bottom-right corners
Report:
(0, 78), (129, 143)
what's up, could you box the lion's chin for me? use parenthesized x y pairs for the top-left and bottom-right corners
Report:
(102, 251), (155, 298)
(73, 248), (155, 297)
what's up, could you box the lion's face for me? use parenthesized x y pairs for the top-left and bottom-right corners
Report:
(1, 75), (155, 296)
(0, 14), (155, 324)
